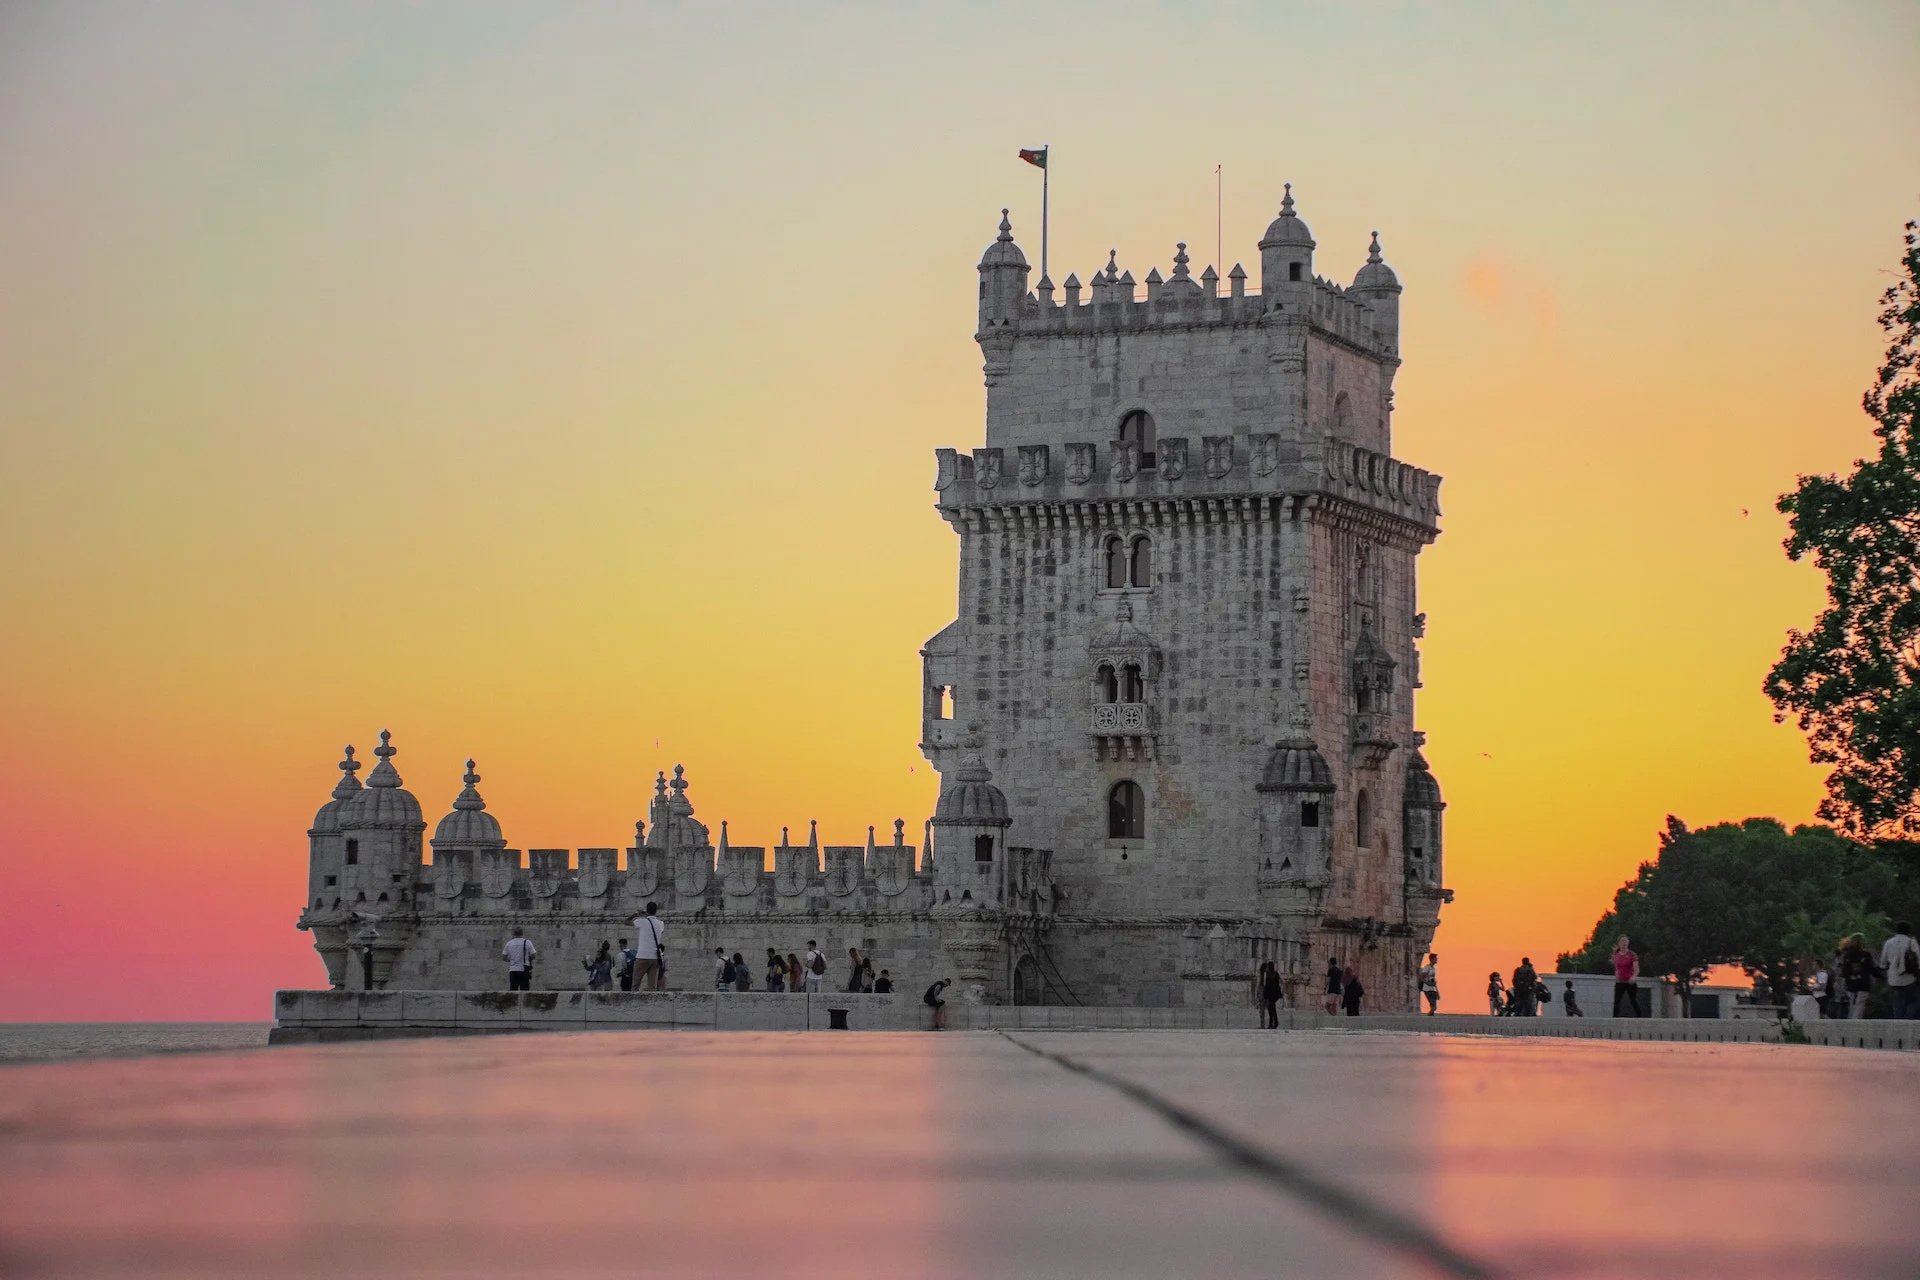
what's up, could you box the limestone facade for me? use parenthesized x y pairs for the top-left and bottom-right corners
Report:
(298, 185), (1451, 1010)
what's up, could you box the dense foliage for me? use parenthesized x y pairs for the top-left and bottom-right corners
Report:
(1555, 817), (1919, 1002)
(1767, 220), (1920, 835)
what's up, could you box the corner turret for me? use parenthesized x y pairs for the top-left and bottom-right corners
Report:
(1258, 183), (1315, 296)
(1351, 230), (1402, 354)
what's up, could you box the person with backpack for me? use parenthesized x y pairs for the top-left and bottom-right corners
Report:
(630, 902), (665, 991)
(1257, 960), (1282, 1029)
(1418, 954), (1440, 1015)
(503, 927), (537, 991)
(764, 948), (786, 992)
(715, 947), (733, 991)
(1880, 921), (1920, 1020)
(1511, 957), (1538, 1017)
(617, 938), (636, 992)
(804, 941), (827, 993)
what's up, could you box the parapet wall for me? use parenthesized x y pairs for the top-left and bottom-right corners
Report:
(1013, 269), (1388, 357)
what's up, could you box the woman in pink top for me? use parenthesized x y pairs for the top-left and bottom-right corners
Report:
(1611, 935), (1642, 1017)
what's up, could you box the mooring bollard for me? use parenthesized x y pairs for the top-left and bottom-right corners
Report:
(828, 1008), (850, 1030)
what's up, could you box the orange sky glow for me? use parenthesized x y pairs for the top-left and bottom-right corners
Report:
(2, 3), (1917, 1019)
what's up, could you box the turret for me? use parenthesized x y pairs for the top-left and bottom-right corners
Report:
(333, 729), (425, 921)
(1255, 737), (1337, 910)
(1258, 183), (1315, 297)
(1402, 749), (1445, 890)
(929, 754), (1012, 907)
(976, 209), (1030, 388)
(307, 745), (361, 920)
(1350, 230), (1402, 355)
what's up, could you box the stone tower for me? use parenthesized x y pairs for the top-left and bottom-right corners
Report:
(920, 188), (1450, 1009)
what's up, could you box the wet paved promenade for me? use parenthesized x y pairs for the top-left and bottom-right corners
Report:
(2, 1029), (1914, 1278)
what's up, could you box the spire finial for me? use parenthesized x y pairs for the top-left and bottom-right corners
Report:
(1281, 182), (1294, 216)
(1367, 230), (1382, 263)
(331, 745), (362, 799)
(367, 729), (402, 788)
(997, 208), (1012, 241)
(375, 728), (394, 761)
(452, 758), (487, 811)
(1105, 248), (1119, 280)
(1172, 242), (1190, 279)
(670, 763), (687, 793)
(655, 770), (668, 798)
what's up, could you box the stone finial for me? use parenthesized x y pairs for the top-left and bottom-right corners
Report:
(718, 819), (729, 852)
(655, 770), (668, 798)
(997, 208), (1013, 241)
(1280, 182), (1294, 216)
(670, 763), (687, 793)
(1367, 230), (1383, 263)
(1104, 249), (1119, 281)
(1171, 243), (1191, 279)
(1036, 273), (1053, 300)
(807, 819), (819, 849)
(332, 745), (362, 800)
(634, 818), (646, 843)
(893, 817), (906, 846)
(1145, 267), (1163, 285)
(452, 759), (487, 811)
(367, 729), (402, 788)
(781, 825), (790, 846)
(1200, 264), (1218, 296)
(1063, 272), (1080, 289)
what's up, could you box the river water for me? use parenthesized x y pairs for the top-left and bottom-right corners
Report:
(0, 1022), (271, 1064)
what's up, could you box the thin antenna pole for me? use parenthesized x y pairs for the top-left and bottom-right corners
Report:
(1215, 163), (1223, 274)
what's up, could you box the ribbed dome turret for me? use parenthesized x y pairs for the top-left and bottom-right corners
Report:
(1352, 231), (1400, 292)
(339, 729), (424, 829)
(432, 759), (505, 849)
(1256, 737), (1336, 792)
(933, 754), (1012, 826)
(977, 208), (1029, 270)
(1258, 184), (1316, 250)
(1404, 749), (1445, 809)
(310, 745), (362, 834)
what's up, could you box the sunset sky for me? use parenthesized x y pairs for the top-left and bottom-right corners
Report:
(3, 3), (1917, 1020)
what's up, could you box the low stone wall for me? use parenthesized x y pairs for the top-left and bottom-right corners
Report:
(269, 991), (1920, 1049)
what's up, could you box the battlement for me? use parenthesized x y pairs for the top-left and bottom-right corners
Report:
(999, 254), (1394, 359)
(932, 435), (1440, 534)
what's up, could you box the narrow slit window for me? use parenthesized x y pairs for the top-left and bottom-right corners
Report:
(344, 839), (359, 865)
(1356, 791), (1372, 848)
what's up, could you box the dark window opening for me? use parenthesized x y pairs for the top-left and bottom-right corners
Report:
(1098, 664), (1119, 703)
(1121, 663), (1144, 703)
(974, 834), (994, 863)
(1411, 847), (1424, 861)
(1105, 536), (1127, 589)
(1357, 791), (1372, 848)
(1289, 262), (1303, 282)
(324, 875), (337, 887)
(1300, 801), (1320, 828)
(377, 892), (389, 903)
(1356, 677), (1372, 713)
(1129, 536), (1151, 588)
(1119, 409), (1158, 469)
(344, 838), (359, 865)
(1108, 781), (1146, 839)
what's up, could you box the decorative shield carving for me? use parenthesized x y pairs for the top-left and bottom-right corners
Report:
(1159, 437), (1188, 480)
(480, 850), (516, 899)
(1250, 433), (1279, 477)
(1017, 444), (1048, 487)
(433, 850), (470, 900)
(825, 847), (861, 897)
(934, 447), (958, 491)
(577, 849), (613, 899)
(974, 448), (1003, 490)
(1109, 439), (1138, 484)
(626, 847), (662, 899)
(775, 846), (810, 896)
(1066, 442), (1096, 485)
(1203, 436), (1234, 479)
(674, 847), (711, 898)
(529, 850), (566, 899)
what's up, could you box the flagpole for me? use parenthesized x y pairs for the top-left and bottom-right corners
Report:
(1041, 144), (1050, 283)
(1215, 163), (1222, 276)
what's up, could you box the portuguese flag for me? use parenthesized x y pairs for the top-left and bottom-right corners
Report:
(1018, 147), (1048, 170)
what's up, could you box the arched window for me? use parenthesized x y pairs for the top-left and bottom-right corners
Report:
(1121, 663), (1144, 703)
(1129, 535), (1151, 588)
(1105, 536), (1127, 589)
(1119, 409), (1157, 469)
(1356, 790), (1372, 848)
(1013, 955), (1044, 1006)
(1098, 663), (1119, 703)
(974, 834), (995, 863)
(1108, 781), (1145, 839)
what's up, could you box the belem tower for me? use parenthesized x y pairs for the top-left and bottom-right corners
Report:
(298, 184), (1452, 1011)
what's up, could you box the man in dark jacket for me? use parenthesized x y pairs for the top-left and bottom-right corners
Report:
(1512, 957), (1538, 1017)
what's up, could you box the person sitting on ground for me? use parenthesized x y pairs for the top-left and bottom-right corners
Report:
(873, 969), (894, 994)
(924, 977), (952, 1030)
(1563, 980), (1583, 1017)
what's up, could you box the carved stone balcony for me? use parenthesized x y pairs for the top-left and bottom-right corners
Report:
(1090, 703), (1154, 734)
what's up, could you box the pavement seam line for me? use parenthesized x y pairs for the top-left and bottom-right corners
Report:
(996, 1031), (1498, 1280)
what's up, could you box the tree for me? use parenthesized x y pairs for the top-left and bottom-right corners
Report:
(1767, 218), (1920, 836)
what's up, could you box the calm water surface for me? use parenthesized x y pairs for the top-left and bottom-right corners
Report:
(0, 1022), (270, 1063)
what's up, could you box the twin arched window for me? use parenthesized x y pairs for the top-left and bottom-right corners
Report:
(1105, 535), (1151, 589)
(1097, 662), (1145, 704)
(1108, 781), (1145, 839)
(1119, 409), (1157, 469)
